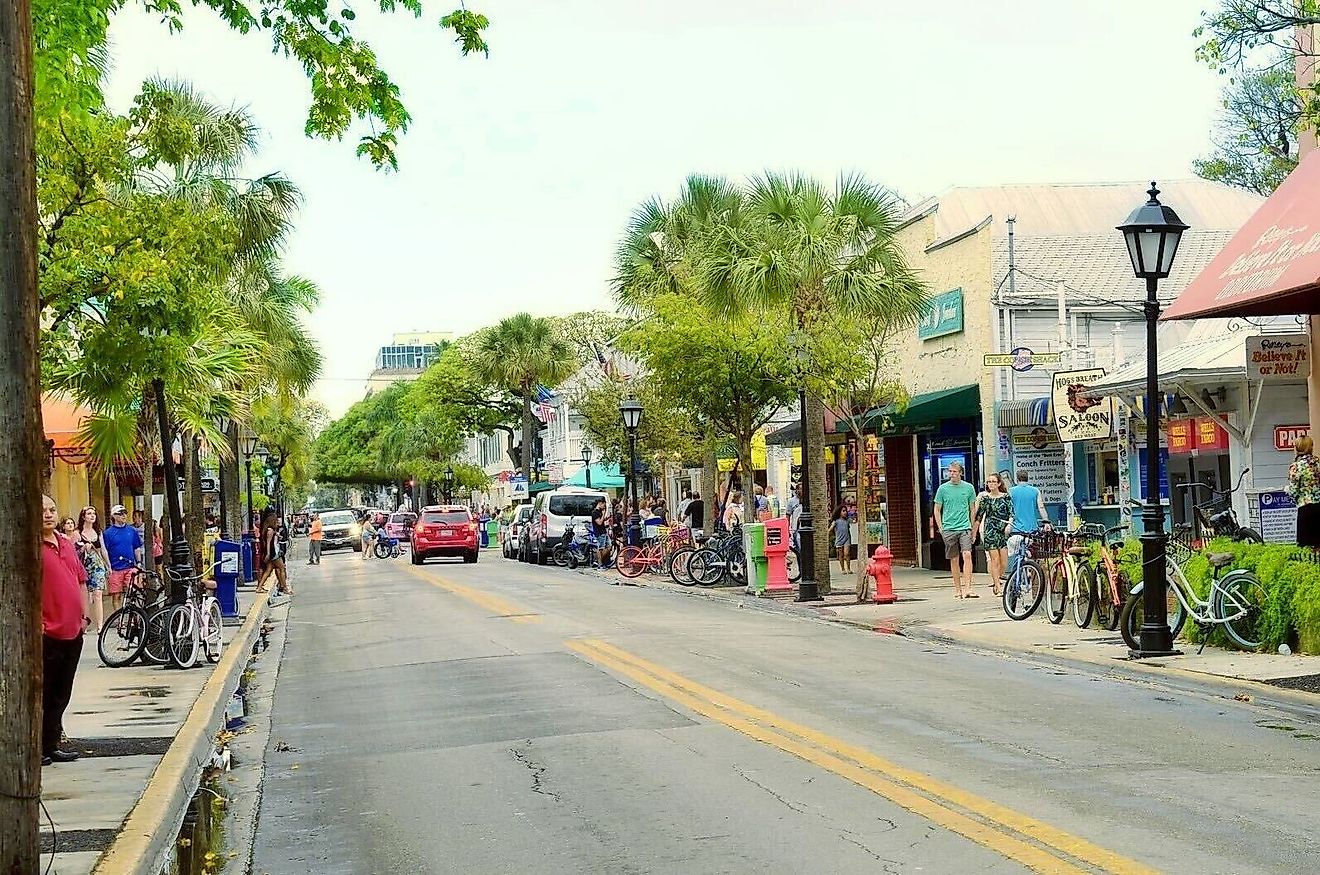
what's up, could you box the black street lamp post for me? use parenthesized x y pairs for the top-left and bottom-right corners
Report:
(444, 465), (454, 505)
(1117, 182), (1188, 658)
(789, 332), (819, 601)
(240, 433), (260, 537)
(582, 444), (593, 490)
(619, 398), (643, 546)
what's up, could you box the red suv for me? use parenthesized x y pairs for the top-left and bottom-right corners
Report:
(411, 505), (479, 565)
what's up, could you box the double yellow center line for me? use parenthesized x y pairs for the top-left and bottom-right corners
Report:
(407, 566), (541, 622)
(568, 639), (1160, 875)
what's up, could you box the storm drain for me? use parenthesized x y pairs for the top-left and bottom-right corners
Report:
(1261, 673), (1320, 694)
(41, 827), (115, 854)
(71, 736), (174, 758)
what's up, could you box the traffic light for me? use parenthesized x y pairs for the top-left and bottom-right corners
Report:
(263, 461), (275, 479)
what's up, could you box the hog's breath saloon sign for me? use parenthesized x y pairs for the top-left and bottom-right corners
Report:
(1051, 368), (1114, 443)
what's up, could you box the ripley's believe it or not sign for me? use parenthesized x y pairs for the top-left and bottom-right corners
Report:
(1245, 334), (1311, 381)
(1051, 368), (1113, 443)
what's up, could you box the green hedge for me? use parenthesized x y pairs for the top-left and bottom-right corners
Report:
(1088, 538), (1320, 653)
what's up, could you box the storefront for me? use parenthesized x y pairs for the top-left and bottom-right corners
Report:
(842, 384), (982, 569)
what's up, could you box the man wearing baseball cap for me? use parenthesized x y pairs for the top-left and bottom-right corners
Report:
(103, 504), (143, 615)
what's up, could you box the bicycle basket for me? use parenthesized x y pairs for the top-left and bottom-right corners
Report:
(1028, 530), (1065, 560)
(1194, 497), (1232, 534)
(1168, 526), (1196, 561)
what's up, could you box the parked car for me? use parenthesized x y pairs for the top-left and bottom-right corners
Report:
(505, 504), (533, 560)
(528, 487), (607, 565)
(411, 505), (480, 564)
(317, 509), (359, 551)
(387, 511), (417, 545)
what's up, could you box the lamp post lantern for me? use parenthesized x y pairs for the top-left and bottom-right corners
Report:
(582, 444), (593, 490)
(619, 398), (643, 545)
(1117, 182), (1188, 658)
(240, 433), (260, 537)
(443, 465), (454, 505)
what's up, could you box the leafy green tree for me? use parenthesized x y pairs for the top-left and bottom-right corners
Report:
(572, 374), (701, 477)
(472, 314), (575, 478)
(615, 291), (796, 483)
(1192, 58), (1301, 195)
(615, 172), (928, 586)
(33, 0), (491, 169)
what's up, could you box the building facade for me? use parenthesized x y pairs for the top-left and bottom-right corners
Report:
(366, 331), (452, 394)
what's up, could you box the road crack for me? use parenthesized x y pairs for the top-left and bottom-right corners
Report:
(839, 829), (903, 872)
(509, 740), (562, 802)
(730, 764), (806, 813)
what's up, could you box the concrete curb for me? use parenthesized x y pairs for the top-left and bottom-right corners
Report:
(93, 588), (273, 875)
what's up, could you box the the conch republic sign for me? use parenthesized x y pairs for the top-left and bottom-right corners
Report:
(1051, 368), (1113, 443)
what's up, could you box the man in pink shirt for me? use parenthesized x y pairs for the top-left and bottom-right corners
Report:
(42, 494), (87, 765)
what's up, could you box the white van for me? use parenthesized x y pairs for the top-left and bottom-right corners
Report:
(529, 486), (607, 565)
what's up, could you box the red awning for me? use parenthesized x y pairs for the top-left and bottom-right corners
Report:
(1164, 151), (1320, 320)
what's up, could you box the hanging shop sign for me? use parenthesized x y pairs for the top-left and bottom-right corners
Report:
(1246, 334), (1311, 381)
(1167, 418), (1195, 455)
(918, 289), (964, 340)
(1274, 424), (1312, 451)
(1195, 417), (1230, 452)
(1257, 491), (1298, 543)
(1009, 428), (1068, 505)
(1051, 368), (1113, 442)
(983, 348), (1063, 371)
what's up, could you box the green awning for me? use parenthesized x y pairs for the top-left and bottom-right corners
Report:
(839, 384), (981, 436)
(528, 481), (555, 495)
(566, 463), (625, 488)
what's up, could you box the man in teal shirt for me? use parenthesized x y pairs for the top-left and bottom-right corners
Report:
(934, 462), (978, 599)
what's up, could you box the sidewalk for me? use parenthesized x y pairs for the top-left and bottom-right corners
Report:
(40, 581), (274, 875)
(603, 559), (1320, 697)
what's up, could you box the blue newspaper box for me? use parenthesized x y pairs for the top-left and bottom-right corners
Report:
(240, 532), (256, 583)
(214, 539), (241, 618)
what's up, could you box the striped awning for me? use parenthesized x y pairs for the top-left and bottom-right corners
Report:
(995, 397), (1051, 428)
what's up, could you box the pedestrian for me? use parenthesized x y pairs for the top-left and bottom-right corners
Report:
(682, 491), (705, 532)
(723, 490), (745, 530)
(1287, 435), (1320, 548)
(131, 508), (145, 541)
(153, 516), (167, 564)
(832, 504), (853, 574)
(60, 517), (76, 536)
(41, 495), (87, 766)
(652, 500), (670, 527)
(359, 514), (377, 561)
(1007, 470), (1051, 534)
(591, 498), (610, 568)
(786, 486), (803, 549)
(307, 512), (323, 565)
(677, 490), (692, 524)
(765, 485), (781, 519)
(976, 473), (1012, 596)
(934, 462), (978, 599)
(74, 506), (110, 634)
(753, 485), (769, 521)
(102, 504), (143, 615)
(256, 510), (290, 594)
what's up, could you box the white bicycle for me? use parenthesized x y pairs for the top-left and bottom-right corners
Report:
(165, 562), (225, 669)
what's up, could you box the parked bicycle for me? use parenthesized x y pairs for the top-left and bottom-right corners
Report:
(1041, 526), (1095, 626)
(98, 566), (172, 667)
(1077, 524), (1130, 631)
(1002, 531), (1049, 620)
(1176, 468), (1263, 546)
(1119, 505), (1267, 651)
(617, 525), (694, 579)
(165, 562), (225, 669)
(686, 525), (748, 587)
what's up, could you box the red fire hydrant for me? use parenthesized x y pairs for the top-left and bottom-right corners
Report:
(866, 545), (896, 604)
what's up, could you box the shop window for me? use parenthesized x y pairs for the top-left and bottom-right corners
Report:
(1084, 450), (1121, 506)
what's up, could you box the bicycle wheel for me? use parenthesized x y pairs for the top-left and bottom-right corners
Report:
(1093, 567), (1118, 631)
(670, 546), (697, 586)
(167, 605), (200, 669)
(689, 548), (725, 586)
(98, 606), (147, 668)
(1119, 581), (1186, 651)
(140, 608), (171, 665)
(786, 547), (801, 583)
(616, 545), (647, 579)
(203, 600), (224, 663)
(1003, 560), (1045, 620)
(1216, 572), (1268, 651)
(1046, 563), (1069, 624)
(1235, 527), (1264, 545)
(1072, 563), (1095, 629)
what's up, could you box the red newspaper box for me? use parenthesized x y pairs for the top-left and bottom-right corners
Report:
(762, 516), (792, 593)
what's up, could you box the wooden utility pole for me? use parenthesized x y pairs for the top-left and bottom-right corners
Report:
(0, 0), (44, 869)
(1299, 25), (1320, 433)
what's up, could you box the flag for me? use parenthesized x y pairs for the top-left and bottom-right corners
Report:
(533, 400), (556, 424)
(534, 385), (555, 404)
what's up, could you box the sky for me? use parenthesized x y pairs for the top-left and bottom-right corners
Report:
(105, 0), (1229, 416)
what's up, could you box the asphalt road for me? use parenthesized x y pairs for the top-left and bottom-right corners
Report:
(251, 546), (1320, 875)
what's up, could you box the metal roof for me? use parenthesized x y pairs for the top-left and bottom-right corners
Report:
(899, 179), (1263, 244)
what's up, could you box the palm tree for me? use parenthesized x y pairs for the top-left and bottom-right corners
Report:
(615, 171), (929, 588)
(472, 314), (575, 479)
